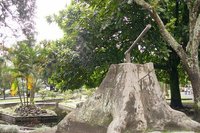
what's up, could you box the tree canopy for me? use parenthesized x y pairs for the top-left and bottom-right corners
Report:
(46, 1), (175, 91)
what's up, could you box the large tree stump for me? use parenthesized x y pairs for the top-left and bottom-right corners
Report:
(56, 63), (200, 133)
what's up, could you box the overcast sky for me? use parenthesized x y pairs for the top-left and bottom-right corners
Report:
(35, 0), (71, 42)
(0, 0), (71, 48)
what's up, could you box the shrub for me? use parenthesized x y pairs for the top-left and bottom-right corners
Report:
(47, 91), (57, 99)
(82, 88), (96, 97)
(63, 90), (73, 101)
(38, 89), (47, 101)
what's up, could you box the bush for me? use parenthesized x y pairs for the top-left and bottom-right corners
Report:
(47, 91), (57, 99)
(38, 89), (47, 101)
(82, 88), (96, 97)
(63, 90), (73, 101)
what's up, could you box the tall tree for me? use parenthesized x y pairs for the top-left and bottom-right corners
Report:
(0, 57), (7, 99)
(49, 0), (182, 101)
(4, 41), (44, 104)
(127, 0), (200, 108)
(81, 0), (200, 107)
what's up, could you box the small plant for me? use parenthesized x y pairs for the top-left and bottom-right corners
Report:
(63, 90), (73, 101)
(38, 89), (47, 101)
(47, 91), (57, 99)
(10, 74), (34, 107)
(82, 88), (96, 97)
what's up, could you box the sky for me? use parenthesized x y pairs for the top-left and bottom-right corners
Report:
(0, 0), (71, 48)
(35, 0), (71, 42)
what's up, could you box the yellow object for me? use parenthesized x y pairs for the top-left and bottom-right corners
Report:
(27, 75), (33, 90)
(10, 80), (18, 96)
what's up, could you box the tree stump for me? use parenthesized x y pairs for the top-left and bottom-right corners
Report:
(56, 63), (200, 133)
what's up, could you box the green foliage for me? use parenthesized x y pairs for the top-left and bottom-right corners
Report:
(38, 89), (47, 101)
(63, 90), (73, 101)
(45, 0), (190, 92)
(3, 40), (52, 106)
(0, 57), (12, 97)
(38, 89), (58, 100)
(82, 87), (96, 97)
(47, 1), (156, 91)
(9, 42), (34, 75)
(6, 41), (43, 105)
(47, 91), (57, 99)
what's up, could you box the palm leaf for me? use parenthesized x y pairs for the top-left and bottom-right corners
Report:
(10, 80), (18, 96)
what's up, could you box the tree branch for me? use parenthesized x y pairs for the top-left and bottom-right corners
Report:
(192, 0), (200, 46)
(186, 0), (200, 53)
(193, 0), (200, 14)
(132, 0), (188, 64)
(194, 14), (200, 39)
(132, 0), (152, 10)
(191, 14), (200, 57)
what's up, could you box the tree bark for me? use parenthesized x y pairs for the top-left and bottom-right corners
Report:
(56, 63), (200, 133)
(3, 88), (5, 100)
(30, 88), (35, 104)
(168, 50), (183, 108)
(185, 64), (200, 104)
(169, 65), (183, 108)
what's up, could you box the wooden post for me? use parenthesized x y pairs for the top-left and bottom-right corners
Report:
(124, 24), (151, 63)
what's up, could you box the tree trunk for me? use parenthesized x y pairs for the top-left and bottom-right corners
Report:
(3, 88), (5, 100)
(181, 57), (200, 108)
(132, 0), (200, 107)
(184, 64), (200, 121)
(186, 65), (200, 105)
(30, 88), (35, 105)
(18, 88), (23, 106)
(56, 63), (200, 133)
(169, 66), (183, 109)
(168, 50), (183, 108)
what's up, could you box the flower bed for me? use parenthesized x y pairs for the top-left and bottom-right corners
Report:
(0, 112), (58, 125)
(0, 105), (58, 126)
